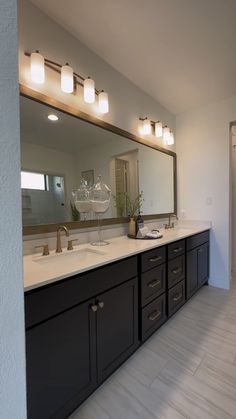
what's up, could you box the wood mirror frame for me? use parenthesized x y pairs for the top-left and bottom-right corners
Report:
(20, 84), (177, 236)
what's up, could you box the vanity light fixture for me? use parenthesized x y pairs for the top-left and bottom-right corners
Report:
(48, 114), (59, 121)
(155, 121), (163, 138)
(30, 50), (45, 84)
(61, 63), (74, 93)
(98, 90), (109, 114)
(84, 77), (95, 103)
(26, 51), (109, 113)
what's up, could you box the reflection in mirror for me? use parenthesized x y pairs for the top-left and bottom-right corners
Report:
(20, 95), (175, 227)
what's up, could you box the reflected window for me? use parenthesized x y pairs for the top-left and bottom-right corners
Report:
(21, 171), (48, 191)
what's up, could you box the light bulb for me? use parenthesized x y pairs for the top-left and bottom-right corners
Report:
(155, 121), (163, 138)
(30, 51), (45, 84)
(142, 118), (151, 135)
(61, 63), (74, 93)
(163, 126), (170, 144)
(84, 77), (95, 103)
(167, 131), (174, 145)
(48, 114), (59, 121)
(98, 90), (109, 113)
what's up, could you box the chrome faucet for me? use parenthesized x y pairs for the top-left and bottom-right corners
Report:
(56, 225), (69, 253)
(164, 214), (178, 230)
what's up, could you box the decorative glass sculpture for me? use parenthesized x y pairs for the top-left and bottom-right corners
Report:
(72, 178), (92, 220)
(89, 175), (111, 245)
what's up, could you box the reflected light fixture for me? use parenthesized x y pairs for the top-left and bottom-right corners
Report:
(84, 77), (95, 103)
(167, 131), (174, 145)
(163, 125), (170, 144)
(48, 114), (59, 121)
(98, 90), (109, 114)
(140, 118), (151, 135)
(30, 50), (45, 84)
(155, 121), (163, 138)
(61, 63), (74, 93)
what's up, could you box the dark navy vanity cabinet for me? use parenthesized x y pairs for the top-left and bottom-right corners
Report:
(25, 230), (209, 419)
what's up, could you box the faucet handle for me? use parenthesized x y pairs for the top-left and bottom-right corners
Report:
(35, 244), (50, 256)
(67, 239), (78, 251)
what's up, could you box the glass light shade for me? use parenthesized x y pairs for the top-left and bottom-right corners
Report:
(155, 121), (163, 137)
(163, 126), (170, 144)
(30, 51), (45, 84)
(167, 131), (174, 145)
(84, 77), (95, 103)
(98, 91), (109, 114)
(142, 118), (151, 135)
(61, 63), (74, 93)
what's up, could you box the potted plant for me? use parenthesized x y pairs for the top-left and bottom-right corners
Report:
(113, 191), (144, 237)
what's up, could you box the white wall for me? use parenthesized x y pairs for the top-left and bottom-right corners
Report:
(18, 0), (175, 151)
(231, 127), (236, 271)
(0, 1), (27, 418)
(176, 95), (236, 289)
(21, 142), (78, 219)
(77, 136), (174, 217)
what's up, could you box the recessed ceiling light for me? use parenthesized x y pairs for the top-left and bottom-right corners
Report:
(47, 114), (59, 121)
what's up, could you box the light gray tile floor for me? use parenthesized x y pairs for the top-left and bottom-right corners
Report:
(70, 279), (236, 419)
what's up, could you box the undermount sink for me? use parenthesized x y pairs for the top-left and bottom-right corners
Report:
(34, 247), (105, 266)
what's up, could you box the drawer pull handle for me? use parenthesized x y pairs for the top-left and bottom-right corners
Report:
(91, 304), (98, 312)
(148, 310), (161, 321)
(97, 301), (104, 309)
(198, 248), (203, 253)
(148, 279), (161, 288)
(149, 256), (162, 262)
(172, 267), (182, 275)
(173, 293), (182, 302)
(173, 247), (183, 253)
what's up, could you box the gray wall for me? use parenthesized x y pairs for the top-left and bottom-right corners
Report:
(0, 0), (26, 417)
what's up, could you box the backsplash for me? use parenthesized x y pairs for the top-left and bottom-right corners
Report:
(22, 218), (211, 256)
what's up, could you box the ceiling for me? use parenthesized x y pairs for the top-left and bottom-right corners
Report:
(29, 0), (236, 115)
(20, 96), (114, 152)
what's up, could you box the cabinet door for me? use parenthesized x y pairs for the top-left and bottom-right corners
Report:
(96, 278), (139, 384)
(197, 242), (209, 288)
(186, 248), (198, 299)
(26, 300), (96, 419)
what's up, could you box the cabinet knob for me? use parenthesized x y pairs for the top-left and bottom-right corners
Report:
(91, 304), (98, 312)
(98, 301), (104, 309)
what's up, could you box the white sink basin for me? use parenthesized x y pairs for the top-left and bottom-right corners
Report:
(34, 247), (105, 266)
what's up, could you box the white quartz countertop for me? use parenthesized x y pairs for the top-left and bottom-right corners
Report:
(24, 224), (210, 291)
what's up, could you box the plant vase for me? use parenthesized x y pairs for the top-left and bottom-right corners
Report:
(128, 217), (136, 238)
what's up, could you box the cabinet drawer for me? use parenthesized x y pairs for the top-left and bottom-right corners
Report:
(141, 265), (166, 307)
(168, 255), (185, 289)
(187, 230), (209, 251)
(141, 294), (166, 341)
(25, 256), (137, 329)
(168, 280), (186, 317)
(168, 240), (185, 260)
(141, 246), (166, 272)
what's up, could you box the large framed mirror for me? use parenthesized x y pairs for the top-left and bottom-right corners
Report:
(20, 85), (177, 235)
